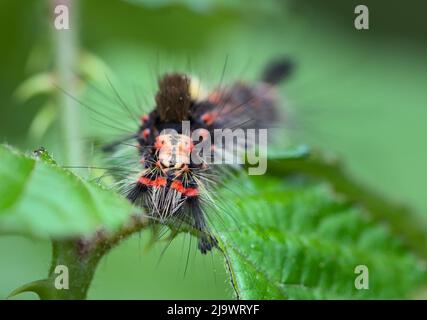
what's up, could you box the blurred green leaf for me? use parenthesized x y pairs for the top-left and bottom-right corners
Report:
(213, 174), (427, 299)
(13, 72), (55, 103)
(125, 0), (241, 12)
(27, 102), (57, 141)
(0, 145), (133, 238)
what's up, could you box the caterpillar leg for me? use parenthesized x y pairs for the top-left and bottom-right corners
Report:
(186, 196), (218, 254)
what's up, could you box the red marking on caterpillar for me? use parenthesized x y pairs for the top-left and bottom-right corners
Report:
(138, 176), (152, 185)
(171, 180), (186, 193)
(184, 188), (199, 197)
(138, 176), (167, 187)
(154, 136), (164, 150)
(201, 112), (218, 126)
(142, 128), (150, 139)
(141, 114), (149, 123)
(170, 180), (198, 197)
(155, 177), (167, 187)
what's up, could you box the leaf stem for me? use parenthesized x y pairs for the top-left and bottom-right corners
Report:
(51, 0), (84, 165)
(9, 214), (150, 300)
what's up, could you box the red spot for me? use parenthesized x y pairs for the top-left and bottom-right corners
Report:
(140, 114), (149, 123)
(201, 111), (218, 126)
(138, 176), (166, 188)
(184, 188), (199, 197)
(201, 113), (212, 125)
(171, 180), (186, 193)
(142, 128), (150, 139)
(154, 137), (164, 150)
(153, 177), (167, 187)
(138, 176), (151, 185)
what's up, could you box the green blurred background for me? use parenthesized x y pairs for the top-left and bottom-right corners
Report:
(1, 0), (426, 299)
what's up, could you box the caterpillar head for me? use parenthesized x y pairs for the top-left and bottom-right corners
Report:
(155, 132), (193, 171)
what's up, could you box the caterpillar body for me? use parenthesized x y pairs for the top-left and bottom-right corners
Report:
(105, 59), (293, 254)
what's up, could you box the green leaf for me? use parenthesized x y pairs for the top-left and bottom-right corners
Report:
(124, 0), (278, 13)
(212, 174), (427, 299)
(13, 72), (55, 103)
(27, 102), (57, 141)
(124, 0), (241, 12)
(0, 145), (133, 238)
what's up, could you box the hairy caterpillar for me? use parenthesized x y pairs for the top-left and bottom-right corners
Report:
(103, 58), (293, 254)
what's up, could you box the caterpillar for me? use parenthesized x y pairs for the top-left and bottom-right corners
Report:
(104, 58), (293, 254)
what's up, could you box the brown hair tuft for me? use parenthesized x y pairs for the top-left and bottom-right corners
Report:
(155, 74), (191, 122)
